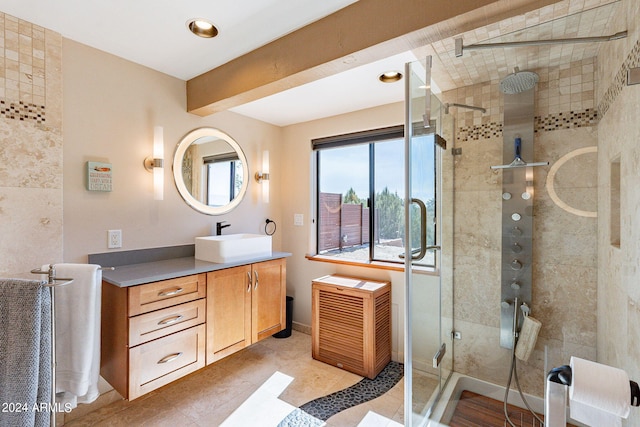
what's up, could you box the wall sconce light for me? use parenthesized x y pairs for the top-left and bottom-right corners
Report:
(144, 126), (164, 200)
(254, 150), (270, 203)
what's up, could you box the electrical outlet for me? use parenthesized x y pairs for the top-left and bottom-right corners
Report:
(294, 213), (304, 226)
(108, 229), (122, 249)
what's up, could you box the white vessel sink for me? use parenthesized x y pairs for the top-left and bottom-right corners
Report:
(195, 234), (272, 263)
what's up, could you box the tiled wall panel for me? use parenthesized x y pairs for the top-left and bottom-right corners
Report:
(0, 13), (62, 276)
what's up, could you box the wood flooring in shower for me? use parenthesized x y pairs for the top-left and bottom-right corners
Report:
(449, 390), (577, 427)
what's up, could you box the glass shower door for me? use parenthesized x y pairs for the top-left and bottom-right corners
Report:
(404, 57), (454, 426)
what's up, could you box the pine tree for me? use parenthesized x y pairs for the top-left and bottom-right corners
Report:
(343, 187), (362, 204)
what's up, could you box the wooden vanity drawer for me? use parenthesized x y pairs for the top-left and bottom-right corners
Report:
(128, 273), (205, 315)
(128, 324), (206, 400)
(129, 299), (205, 347)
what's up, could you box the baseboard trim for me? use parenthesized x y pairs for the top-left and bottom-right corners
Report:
(292, 321), (311, 335)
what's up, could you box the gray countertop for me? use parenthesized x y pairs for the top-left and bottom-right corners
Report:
(101, 252), (291, 287)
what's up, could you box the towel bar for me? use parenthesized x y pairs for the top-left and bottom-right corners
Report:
(30, 263), (106, 427)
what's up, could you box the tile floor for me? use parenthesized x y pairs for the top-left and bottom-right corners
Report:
(63, 331), (430, 426)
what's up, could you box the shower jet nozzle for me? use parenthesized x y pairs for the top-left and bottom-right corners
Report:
(490, 137), (549, 169)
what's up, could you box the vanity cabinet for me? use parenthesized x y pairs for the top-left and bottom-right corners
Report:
(101, 274), (207, 400)
(206, 258), (286, 364)
(100, 257), (287, 400)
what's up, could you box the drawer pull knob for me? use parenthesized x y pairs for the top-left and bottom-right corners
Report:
(158, 287), (184, 297)
(157, 314), (184, 326)
(157, 352), (183, 364)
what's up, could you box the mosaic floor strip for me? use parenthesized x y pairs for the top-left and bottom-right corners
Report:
(299, 362), (404, 421)
(278, 408), (325, 427)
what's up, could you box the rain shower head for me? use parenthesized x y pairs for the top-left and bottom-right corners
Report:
(500, 67), (539, 94)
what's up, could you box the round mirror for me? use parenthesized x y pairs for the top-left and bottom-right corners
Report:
(173, 127), (249, 215)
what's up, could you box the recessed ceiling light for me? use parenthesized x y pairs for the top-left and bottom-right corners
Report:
(187, 18), (218, 38)
(379, 71), (403, 83)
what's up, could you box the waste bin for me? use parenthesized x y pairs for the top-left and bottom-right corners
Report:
(273, 296), (293, 338)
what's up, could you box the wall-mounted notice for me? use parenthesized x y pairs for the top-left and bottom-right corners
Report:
(86, 161), (113, 192)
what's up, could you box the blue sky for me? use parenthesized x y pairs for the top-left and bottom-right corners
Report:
(319, 135), (435, 202)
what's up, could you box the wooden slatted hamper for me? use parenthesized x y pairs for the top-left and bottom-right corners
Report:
(312, 275), (391, 379)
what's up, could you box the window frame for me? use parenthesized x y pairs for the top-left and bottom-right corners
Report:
(312, 124), (437, 267)
(203, 153), (241, 206)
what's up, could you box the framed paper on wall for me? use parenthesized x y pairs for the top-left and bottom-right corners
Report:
(86, 161), (113, 192)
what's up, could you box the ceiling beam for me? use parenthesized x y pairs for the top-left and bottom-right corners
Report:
(187, 0), (560, 116)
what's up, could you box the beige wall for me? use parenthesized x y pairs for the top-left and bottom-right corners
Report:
(0, 15), (63, 277)
(596, 1), (640, 425)
(62, 39), (283, 262)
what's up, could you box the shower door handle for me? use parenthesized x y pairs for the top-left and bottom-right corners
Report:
(398, 198), (434, 260)
(410, 198), (428, 260)
(433, 343), (446, 368)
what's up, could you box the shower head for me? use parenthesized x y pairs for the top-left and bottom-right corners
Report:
(500, 67), (539, 94)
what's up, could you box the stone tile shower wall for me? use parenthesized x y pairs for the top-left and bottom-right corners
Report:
(595, 1), (640, 425)
(442, 57), (598, 396)
(0, 13), (62, 276)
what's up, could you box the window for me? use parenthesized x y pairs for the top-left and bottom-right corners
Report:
(204, 154), (243, 207)
(313, 125), (436, 266)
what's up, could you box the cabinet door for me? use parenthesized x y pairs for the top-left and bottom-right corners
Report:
(252, 258), (286, 342)
(206, 265), (252, 364)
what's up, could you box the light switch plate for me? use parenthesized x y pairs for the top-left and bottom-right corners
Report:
(294, 214), (304, 226)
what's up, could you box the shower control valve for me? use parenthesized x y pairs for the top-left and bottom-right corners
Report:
(510, 259), (523, 270)
(510, 282), (521, 290)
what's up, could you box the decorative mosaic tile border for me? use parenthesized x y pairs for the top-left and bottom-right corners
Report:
(598, 38), (640, 118)
(457, 122), (503, 141)
(534, 108), (598, 133)
(0, 99), (46, 124)
(456, 108), (599, 141)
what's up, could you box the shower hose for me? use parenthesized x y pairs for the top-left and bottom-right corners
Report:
(503, 300), (545, 427)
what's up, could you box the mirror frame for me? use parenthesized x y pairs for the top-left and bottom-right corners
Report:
(173, 127), (249, 215)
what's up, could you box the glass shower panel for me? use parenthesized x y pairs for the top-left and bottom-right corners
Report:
(404, 58), (454, 426)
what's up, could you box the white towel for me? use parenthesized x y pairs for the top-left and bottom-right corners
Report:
(45, 263), (102, 407)
(569, 356), (631, 427)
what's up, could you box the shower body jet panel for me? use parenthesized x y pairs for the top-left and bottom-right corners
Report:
(499, 88), (535, 349)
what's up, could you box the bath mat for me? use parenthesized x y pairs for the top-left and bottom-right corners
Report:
(298, 361), (404, 421)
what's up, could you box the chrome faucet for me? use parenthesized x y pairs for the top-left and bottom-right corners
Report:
(216, 221), (231, 235)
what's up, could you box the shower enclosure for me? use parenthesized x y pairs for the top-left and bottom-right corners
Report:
(404, 57), (455, 426)
(403, 1), (615, 425)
